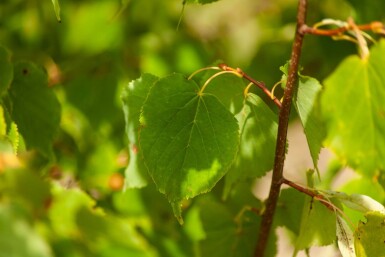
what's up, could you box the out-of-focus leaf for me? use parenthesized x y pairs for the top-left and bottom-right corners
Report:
(51, 0), (61, 22)
(0, 45), (13, 96)
(0, 204), (53, 257)
(9, 61), (61, 157)
(65, 72), (120, 129)
(3, 169), (51, 211)
(49, 186), (96, 237)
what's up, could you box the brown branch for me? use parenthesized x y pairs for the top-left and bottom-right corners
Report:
(254, 0), (308, 256)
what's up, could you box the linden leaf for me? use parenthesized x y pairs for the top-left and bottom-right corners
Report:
(139, 73), (239, 222)
(321, 40), (385, 176)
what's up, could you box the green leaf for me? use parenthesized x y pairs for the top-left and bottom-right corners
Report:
(139, 73), (239, 221)
(0, 45), (13, 96)
(122, 74), (159, 188)
(51, 0), (61, 22)
(224, 93), (277, 198)
(294, 75), (325, 172)
(321, 40), (385, 176)
(194, 69), (245, 115)
(9, 61), (61, 156)
(354, 211), (385, 257)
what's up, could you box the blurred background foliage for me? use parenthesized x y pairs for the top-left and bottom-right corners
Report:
(0, 0), (385, 256)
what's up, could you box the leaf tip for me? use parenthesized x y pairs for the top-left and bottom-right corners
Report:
(171, 201), (184, 225)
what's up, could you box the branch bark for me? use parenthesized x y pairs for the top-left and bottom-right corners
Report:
(254, 0), (308, 256)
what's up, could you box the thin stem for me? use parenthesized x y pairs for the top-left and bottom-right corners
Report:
(242, 73), (282, 108)
(281, 178), (335, 211)
(218, 63), (282, 108)
(301, 21), (385, 37)
(254, 0), (308, 256)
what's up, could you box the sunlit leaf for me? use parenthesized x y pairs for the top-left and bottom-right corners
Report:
(294, 75), (325, 172)
(139, 73), (239, 221)
(9, 62), (61, 156)
(336, 215), (356, 257)
(122, 74), (158, 188)
(321, 40), (385, 176)
(224, 93), (277, 198)
(354, 211), (385, 257)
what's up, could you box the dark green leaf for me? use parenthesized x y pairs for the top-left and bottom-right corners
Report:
(9, 62), (61, 156)
(122, 74), (159, 188)
(139, 73), (239, 221)
(0, 45), (13, 96)
(224, 93), (277, 198)
(321, 40), (385, 176)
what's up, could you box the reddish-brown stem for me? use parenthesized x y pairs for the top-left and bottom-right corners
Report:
(254, 0), (307, 256)
(281, 178), (335, 211)
(301, 21), (384, 36)
(218, 63), (282, 108)
(242, 73), (282, 108)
